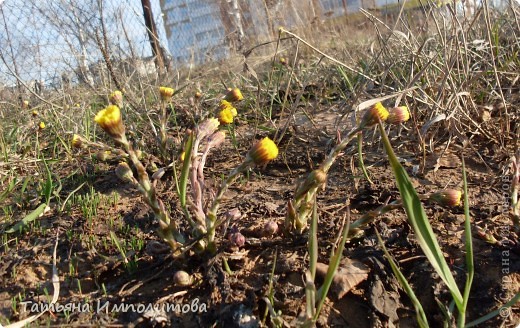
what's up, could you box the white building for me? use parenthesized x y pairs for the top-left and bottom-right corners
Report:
(160, 0), (229, 66)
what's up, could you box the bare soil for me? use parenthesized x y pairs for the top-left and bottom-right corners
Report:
(1, 97), (519, 328)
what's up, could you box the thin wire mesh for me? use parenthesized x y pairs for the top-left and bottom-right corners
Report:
(0, 0), (170, 94)
(1, 0), (480, 99)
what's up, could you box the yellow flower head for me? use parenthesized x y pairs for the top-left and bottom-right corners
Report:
(94, 105), (125, 139)
(71, 134), (86, 149)
(219, 100), (237, 117)
(159, 86), (175, 101)
(109, 90), (123, 106)
(359, 102), (389, 128)
(218, 108), (234, 124)
(32, 110), (38, 117)
(247, 137), (279, 166)
(38, 122), (45, 130)
(387, 106), (410, 124)
(429, 189), (462, 207)
(219, 100), (232, 110)
(223, 88), (243, 103)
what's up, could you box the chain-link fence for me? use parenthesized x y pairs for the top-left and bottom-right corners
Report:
(0, 0), (170, 95)
(2, 0), (487, 102)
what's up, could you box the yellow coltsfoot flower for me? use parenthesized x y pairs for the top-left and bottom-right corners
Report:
(429, 189), (462, 207)
(218, 107), (234, 124)
(247, 137), (279, 166)
(38, 122), (45, 130)
(220, 100), (237, 117)
(94, 105), (125, 139)
(224, 88), (243, 102)
(387, 106), (410, 124)
(159, 86), (174, 101)
(109, 90), (123, 106)
(359, 102), (389, 128)
(32, 110), (38, 117)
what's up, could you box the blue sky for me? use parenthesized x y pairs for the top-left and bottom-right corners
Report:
(0, 0), (168, 86)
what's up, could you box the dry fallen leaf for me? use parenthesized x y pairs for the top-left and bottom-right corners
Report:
(315, 258), (370, 299)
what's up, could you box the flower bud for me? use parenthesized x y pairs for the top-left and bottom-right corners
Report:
(219, 100), (238, 117)
(173, 270), (192, 287)
(194, 91), (202, 99)
(71, 134), (86, 149)
(262, 221), (278, 237)
(109, 90), (123, 106)
(387, 106), (410, 124)
(152, 168), (165, 180)
(223, 88), (243, 102)
(32, 110), (38, 117)
(159, 86), (174, 101)
(225, 208), (242, 221)
(359, 102), (389, 128)
(94, 105), (125, 139)
(228, 231), (246, 247)
(246, 137), (279, 166)
(38, 122), (45, 130)
(429, 189), (462, 207)
(295, 169), (327, 199)
(95, 150), (110, 162)
(115, 162), (134, 183)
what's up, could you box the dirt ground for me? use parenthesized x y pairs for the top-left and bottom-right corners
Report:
(1, 92), (519, 328)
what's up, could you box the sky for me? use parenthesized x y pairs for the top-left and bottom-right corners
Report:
(0, 0), (512, 87)
(0, 0), (169, 87)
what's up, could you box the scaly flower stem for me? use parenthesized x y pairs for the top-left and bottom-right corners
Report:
(205, 160), (251, 251)
(290, 126), (361, 233)
(118, 134), (184, 250)
(159, 101), (168, 161)
(319, 126), (361, 173)
(512, 150), (520, 231)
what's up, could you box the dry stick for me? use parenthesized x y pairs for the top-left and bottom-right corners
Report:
(264, 29), (283, 124)
(275, 88), (306, 148)
(482, 0), (510, 143)
(96, 7), (142, 115)
(95, 30), (123, 94)
(278, 28), (383, 88)
(273, 40), (302, 144)
(0, 52), (64, 110)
